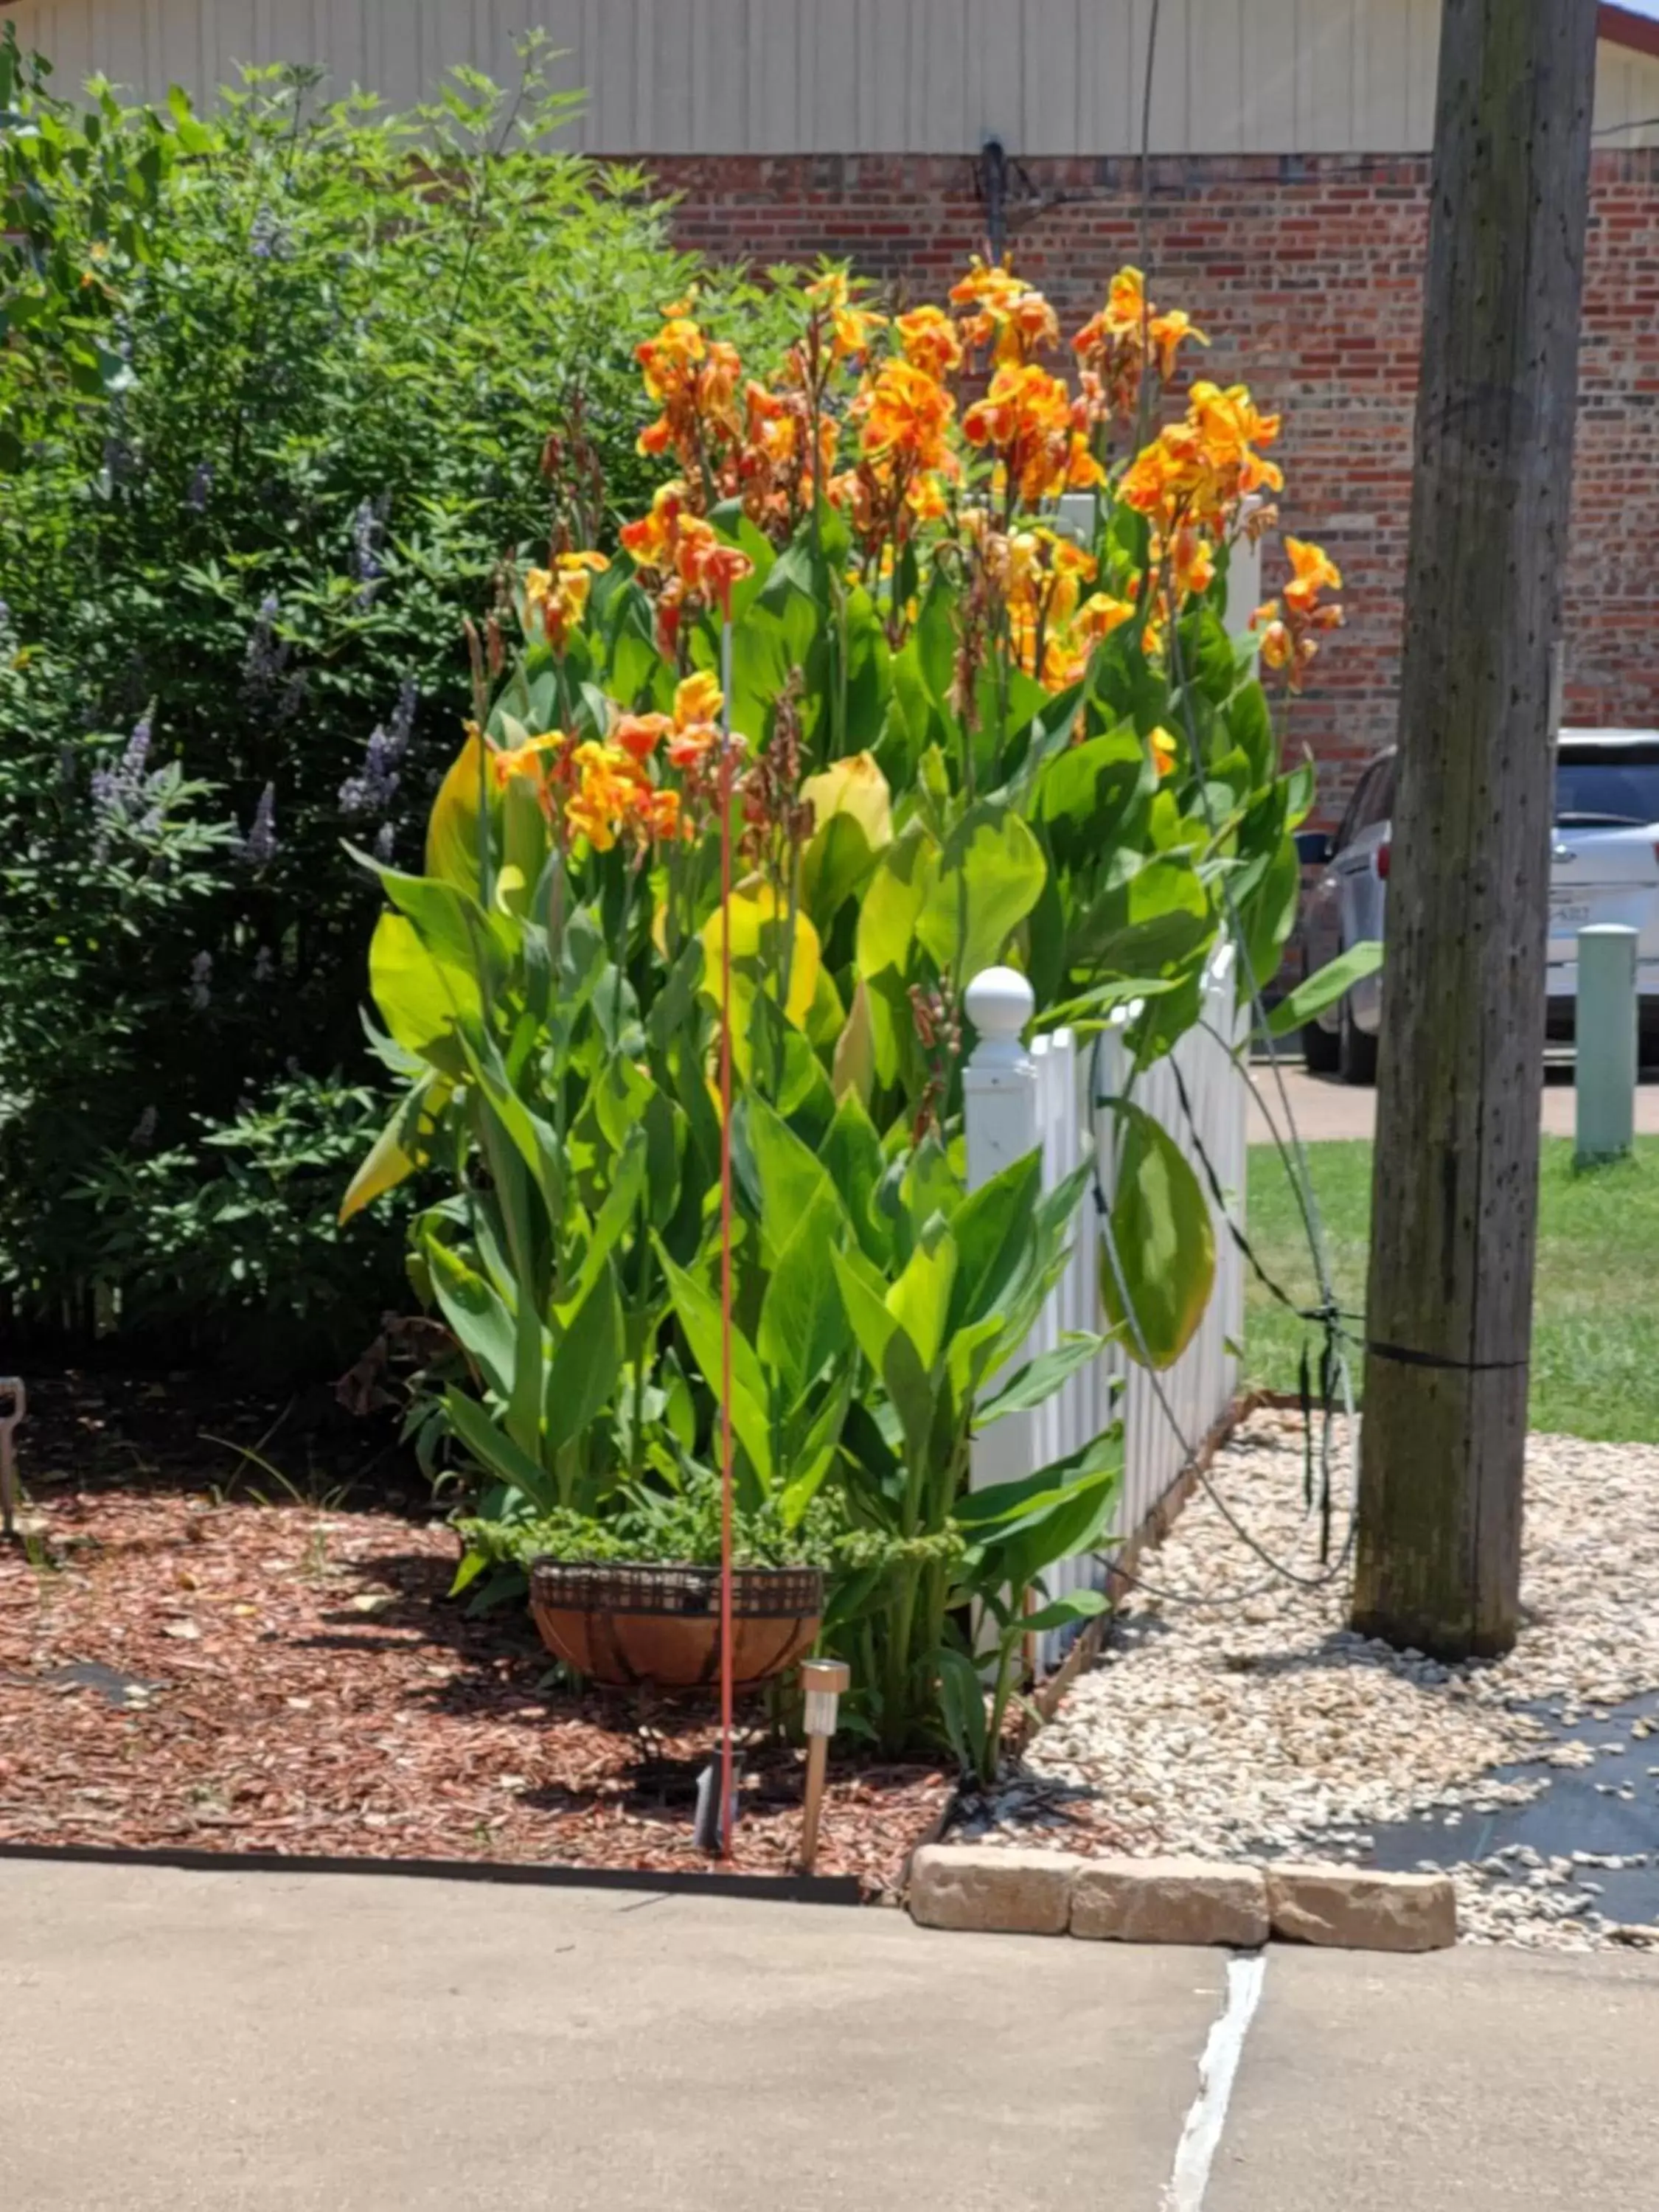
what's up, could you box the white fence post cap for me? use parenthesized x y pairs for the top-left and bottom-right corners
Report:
(965, 967), (1035, 1071)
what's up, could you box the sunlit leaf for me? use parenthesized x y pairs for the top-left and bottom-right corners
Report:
(1098, 1101), (1216, 1369)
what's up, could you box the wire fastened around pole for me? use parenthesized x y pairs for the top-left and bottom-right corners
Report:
(716, 616), (737, 1857)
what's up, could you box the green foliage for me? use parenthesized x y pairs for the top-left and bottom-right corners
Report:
(0, 41), (789, 1367)
(348, 256), (1315, 1762)
(0, 24), (196, 467)
(73, 1074), (409, 1377)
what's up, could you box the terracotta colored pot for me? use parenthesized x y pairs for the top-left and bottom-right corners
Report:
(528, 1559), (823, 1694)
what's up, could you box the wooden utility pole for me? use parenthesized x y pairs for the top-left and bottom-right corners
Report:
(1352, 0), (1599, 1658)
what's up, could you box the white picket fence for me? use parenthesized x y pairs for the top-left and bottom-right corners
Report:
(964, 947), (1247, 1672)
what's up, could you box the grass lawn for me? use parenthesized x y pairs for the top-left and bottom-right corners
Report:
(1244, 1136), (1659, 1444)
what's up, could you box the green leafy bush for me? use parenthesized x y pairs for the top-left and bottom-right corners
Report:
(0, 41), (790, 1368)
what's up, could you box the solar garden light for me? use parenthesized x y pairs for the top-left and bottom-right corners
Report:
(797, 1658), (850, 1874)
(0, 1377), (26, 1540)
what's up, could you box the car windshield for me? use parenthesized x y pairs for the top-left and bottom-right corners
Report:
(1554, 746), (1659, 829)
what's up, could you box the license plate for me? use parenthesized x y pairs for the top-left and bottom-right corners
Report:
(1550, 902), (1593, 930)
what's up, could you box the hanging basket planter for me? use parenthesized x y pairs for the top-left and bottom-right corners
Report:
(528, 1559), (823, 1694)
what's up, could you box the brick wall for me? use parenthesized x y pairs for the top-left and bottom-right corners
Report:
(646, 150), (1659, 824)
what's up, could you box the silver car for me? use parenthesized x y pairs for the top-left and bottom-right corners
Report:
(1296, 730), (1659, 1083)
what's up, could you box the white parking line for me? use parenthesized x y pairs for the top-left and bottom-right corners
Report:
(1161, 1952), (1267, 2212)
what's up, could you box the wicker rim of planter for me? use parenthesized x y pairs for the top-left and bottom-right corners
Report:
(528, 1559), (824, 1619)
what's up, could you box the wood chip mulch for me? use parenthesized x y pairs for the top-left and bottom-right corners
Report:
(0, 1485), (949, 1896)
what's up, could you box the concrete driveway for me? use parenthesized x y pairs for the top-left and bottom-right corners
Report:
(1248, 1059), (1659, 1145)
(2, 1859), (1657, 2211)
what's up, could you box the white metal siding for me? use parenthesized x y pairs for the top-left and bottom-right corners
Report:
(13, 1), (1659, 153)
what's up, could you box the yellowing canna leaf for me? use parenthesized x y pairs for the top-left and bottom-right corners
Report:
(340, 1074), (453, 1224)
(369, 911), (480, 1068)
(425, 727), (488, 893)
(800, 751), (893, 852)
(698, 883), (820, 1032)
(832, 976), (876, 1106)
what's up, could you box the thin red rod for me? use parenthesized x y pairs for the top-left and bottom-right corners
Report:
(717, 622), (737, 1857)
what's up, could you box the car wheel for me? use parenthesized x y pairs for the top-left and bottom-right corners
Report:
(1303, 1018), (1340, 1075)
(1338, 996), (1378, 1086)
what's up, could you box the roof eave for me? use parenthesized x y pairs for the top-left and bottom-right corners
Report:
(1601, 4), (1659, 63)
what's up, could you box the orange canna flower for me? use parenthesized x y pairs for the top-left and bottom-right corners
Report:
(689, 539), (755, 620)
(633, 302), (747, 477)
(1282, 535), (1343, 616)
(639, 785), (684, 843)
(1148, 307), (1208, 381)
(1189, 380), (1284, 498)
(654, 574), (686, 659)
(636, 316), (706, 398)
(1073, 265), (1208, 420)
(556, 737), (653, 853)
(962, 362), (1105, 505)
(1253, 604), (1293, 672)
(613, 712), (673, 764)
(667, 728), (717, 771)
(858, 358), (958, 473)
(805, 268), (886, 361)
(696, 338), (744, 418)
(1074, 591), (1138, 645)
(1167, 521), (1216, 599)
(620, 480), (689, 570)
(1252, 539), (1343, 692)
(675, 670), (724, 730)
(894, 304), (964, 380)
(524, 550), (610, 653)
(1124, 379), (1284, 542)
(490, 731), (564, 789)
(950, 259), (1059, 366)
(905, 470), (951, 524)
(1149, 726), (1179, 779)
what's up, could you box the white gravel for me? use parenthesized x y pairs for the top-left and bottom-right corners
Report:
(964, 1411), (1659, 1950)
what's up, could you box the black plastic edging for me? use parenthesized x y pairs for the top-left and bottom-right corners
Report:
(0, 1837), (867, 1905)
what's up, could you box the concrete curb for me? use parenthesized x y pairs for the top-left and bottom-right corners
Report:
(908, 1845), (1457, 1951)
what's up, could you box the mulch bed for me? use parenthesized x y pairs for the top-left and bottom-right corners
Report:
(0, 1379), (947, 1896)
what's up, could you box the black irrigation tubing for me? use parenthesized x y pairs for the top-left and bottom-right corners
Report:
(1105, 616), (1360, 1585)
(1089, 1042), (1360, 1604)
(1164, 1045), (1360, 1329)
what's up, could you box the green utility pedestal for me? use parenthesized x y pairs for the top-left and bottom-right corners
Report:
(1575, 923), (1638, 1164)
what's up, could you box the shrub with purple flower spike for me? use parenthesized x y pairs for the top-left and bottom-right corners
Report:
(338, 675), (417, 818)
(238, 782), (277, 866)
(240, 593), (288, 706)
(351, 496), (387, 607)
(0, 46), (775, 1371)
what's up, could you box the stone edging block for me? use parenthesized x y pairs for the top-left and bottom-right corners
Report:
(1265, 1863), (1458, 1952)
(908, 1844), (1080, 1934)
(908, 1845), (1456, 1951)
(1071, 1857), (1269, 1947)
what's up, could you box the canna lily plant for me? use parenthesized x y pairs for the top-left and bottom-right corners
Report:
(344, 252), (1345, 1756)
